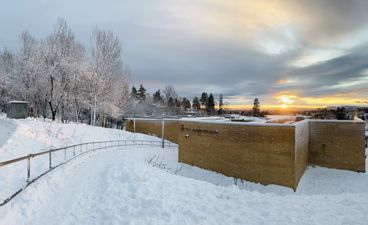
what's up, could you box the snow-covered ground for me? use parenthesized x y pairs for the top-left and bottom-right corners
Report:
(0, 114), (161, 202)
(0, 115), (368, 224)
(0, 114), (159, 161)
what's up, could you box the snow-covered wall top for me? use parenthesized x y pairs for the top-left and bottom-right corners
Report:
(126, 116), (365, 127)
(176, 119), (295, 127)
(308, 119), (365, 124)
(126, 117), (295, 127)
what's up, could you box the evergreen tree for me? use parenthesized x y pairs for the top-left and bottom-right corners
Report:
(192, 97), (200, 111)
(137, 84), (146, 101)
(208, 93), (215, 114)
(218, 94), (224, 114)
(219, 94), (224, 109)
(175, 98), (181, 108)
(131, 86), (138, 100)
(336, 107), (347, 120)
(200, 92), (208, 109)
(153, 89), (162, 103)
(167, 97), (175, 114)
(252, 98), (260, 117)
(181, 97), (191, 110)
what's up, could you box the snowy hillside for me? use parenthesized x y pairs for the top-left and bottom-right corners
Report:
(0, 114), (159, 161)
(0, 114), (161, 202)
(0, 116), (368, 225)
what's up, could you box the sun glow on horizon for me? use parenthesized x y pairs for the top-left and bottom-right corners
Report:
(279, 95), (295, 104)
(223, 92), (368, 111)
(276, 94), (297, 108)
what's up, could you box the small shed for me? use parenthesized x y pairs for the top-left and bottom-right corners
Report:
(7, 101), (28, 119)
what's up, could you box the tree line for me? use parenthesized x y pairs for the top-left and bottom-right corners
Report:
(0, 18), (265, 125)
(127, 84), (239, 116)
(127, 85), (193, 116)
(0, 18), (130, 127)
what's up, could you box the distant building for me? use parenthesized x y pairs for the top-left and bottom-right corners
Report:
(7, 101), (28, 119)
(184, 108), (200, 116)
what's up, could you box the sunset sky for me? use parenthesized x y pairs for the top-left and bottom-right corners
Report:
(1, 0), (368, 109)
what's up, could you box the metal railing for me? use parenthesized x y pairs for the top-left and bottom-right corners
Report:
(0, 139), (177, 206)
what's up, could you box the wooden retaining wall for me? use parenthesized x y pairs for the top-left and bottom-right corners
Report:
(178, 121), (306, 190)
(308, 119), (365, 172)
(125, 118), (365, 189)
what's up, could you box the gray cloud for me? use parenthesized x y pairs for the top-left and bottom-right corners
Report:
(278, 43), (368, 96)
(1, 0), (368, 106)
(284, 0), (368, 46)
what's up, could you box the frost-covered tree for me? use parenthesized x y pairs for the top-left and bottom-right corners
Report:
(14, 32), (38, 101)
(85, 28), (129, 126)
(0, 49), (15, 110)
(43, 18), (85, 121)
(0, 18), (131, 126)
(163, 86), (177, 103)
(13, 31), (50, 117)
(0, 49), (16, 111)
(163, 85), (178, 114)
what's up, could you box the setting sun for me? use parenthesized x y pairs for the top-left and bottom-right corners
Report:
(280, 104), (288, 109)
(275, 94), (297, 108)
(279, 95), (295, 104)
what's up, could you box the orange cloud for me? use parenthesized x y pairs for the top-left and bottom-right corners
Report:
(300, 96), (367, 106)
(223, 92), (367, 110)
(276, 79), (289, 84)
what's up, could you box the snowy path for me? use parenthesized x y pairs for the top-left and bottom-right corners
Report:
(0, 117), (162, 201)
(1, 146), (368, 225)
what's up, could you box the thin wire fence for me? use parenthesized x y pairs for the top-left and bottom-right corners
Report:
(0, 139), (177, 206)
